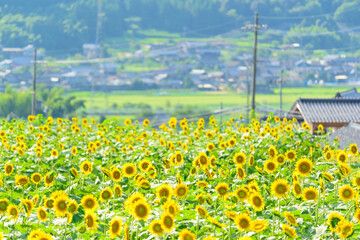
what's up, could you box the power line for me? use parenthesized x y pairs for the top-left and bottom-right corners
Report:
(258, 7), (357, 20)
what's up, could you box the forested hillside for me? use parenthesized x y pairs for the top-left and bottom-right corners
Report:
(0, 0), (359, 50)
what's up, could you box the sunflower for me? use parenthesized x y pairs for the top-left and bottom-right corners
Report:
(85, 211), (99, 233)
(324, 150), (332, 161)
(70, 168), (78, 178)
(271, 179), (290, 198)
(353, 175), (360, 189)
(282, 223), (297, 238)
(50, 149), (59, 158)
(238, 237), (252, 240)
(138, 179), (151, 189)
(81, 195), (99, 212)
(109, 216), (122, 239)
(53, 195), (68, 217)
(198, 152), (209, 169)
(284, 212), (297, 226)
(249, 193), (265, 211)
(339, 185), (355, 202)
(174, 183), (188, 199)
(302, 186), (318, 202)
(80, 161), (92, 175)
(44, 198), (54, 209)
(110, 167), (122, 182)
(100, 188), (113, 202)
(15, 175), (29, 186)
(215, 183), (230, 197)
(295, 158), (313, 177)
(206, 142), (215, 152)
(37, 207), (47, 222)
(322, 172), (333, 182)
(285, 150), (297, 162)
(354, 208), (360, 223)
(44, 171), (56, 187)
(173, 151), (184, 166)
(327, 212), (344, 232)
(208, 216), (226, 228)
(161, 213), (175, 232)
(162, 199), (179, 217)
(350, 143), (358, 155)
(131, 199), (151, 221)
(336, 219), (354, 239)
(0, 198), (9, 214)
(195, 205), (208, 218)
(197, 180), (209, 188)
(339, 163), (351, 177)
(8, 204), (19, 219)
(233, 152), (247, 165)
(235, 187), (248, 202)
(122, 163), (137, 178)
(139, 159), (152, 172)
(275, 154), (286, 165)
(268, 145), (277, 158)
(114, 184), (123, 196)
(71, 146), (78, 155)
(4, 163), (13, 176)
(31, 172), (42, 184)
(250, 219), (268, 233)
(149, 219), (164, 236)
(125, 192), (145, 210)
(178, 229), (195, 240)
(235, 213), (252, 231)
(337, 151), (348, 163)
(236, 166), (246, 180)
(156, 184), (172, 200)
(68, 199), (79, 214)
(21, 199), (34, 217)
(264, 159), (277, 173)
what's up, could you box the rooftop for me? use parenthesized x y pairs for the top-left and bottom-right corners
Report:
(335, 88), (360, 99)
(327, 123), (360, 149)
(289, 98), (360, 123)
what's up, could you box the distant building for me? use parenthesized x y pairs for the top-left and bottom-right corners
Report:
(335, 88), (360, 98)
(83, 44), (102, 58)
(327, 123), (360, 149)
(288, 98), (360, 134)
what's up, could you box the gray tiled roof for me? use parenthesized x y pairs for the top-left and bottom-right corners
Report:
(335, 88), (360, 98)
(327, 123), (360, 149)
(290, 98), (360, 123)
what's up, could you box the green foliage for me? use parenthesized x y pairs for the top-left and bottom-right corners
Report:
(0, 85), (85, 119)
(0, 0), (357, 51)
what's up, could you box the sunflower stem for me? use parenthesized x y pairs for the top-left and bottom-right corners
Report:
(229, 217), (232, 239)
(196, 215), (199, 238)
(136, 221), (139, 240)
(315, 197), (319, 226)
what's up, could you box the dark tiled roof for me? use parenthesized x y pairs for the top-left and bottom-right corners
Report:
(327, 123), (360, 149)
(289, 98), (360, 123)
(335, 88), (360, 98)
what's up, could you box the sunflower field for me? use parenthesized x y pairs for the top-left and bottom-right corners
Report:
(0, 114), (359, 240)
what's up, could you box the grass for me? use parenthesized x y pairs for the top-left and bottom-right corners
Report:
(69, 86), (350, 114)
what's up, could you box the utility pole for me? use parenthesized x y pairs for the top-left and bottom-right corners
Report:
(279, 68), (283, 118)
(251, 12), (258, 113)
(32, 48), (37, 115)
(220, 102), (223, 126)
(96, 0), (103, 56)
(242, 12), (267, 116)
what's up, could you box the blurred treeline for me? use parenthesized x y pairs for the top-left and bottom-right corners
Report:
(0, 0), (359, 51)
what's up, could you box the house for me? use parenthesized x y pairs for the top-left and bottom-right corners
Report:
(83, 44), (102, 58)
(99, 63), (118, 75)
(288, 98), (360, 134)
(327, 123), (360, 149)
(335, 88), (360, 98)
